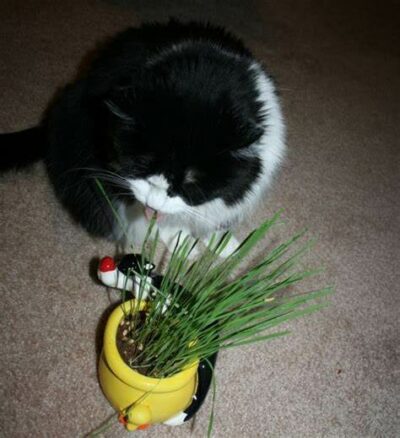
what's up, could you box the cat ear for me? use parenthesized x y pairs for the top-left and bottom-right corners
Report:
(104, 99), (134, 123)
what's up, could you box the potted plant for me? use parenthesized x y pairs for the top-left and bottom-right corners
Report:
(98, 299), (200, 431)
(93, 210), (331, 434)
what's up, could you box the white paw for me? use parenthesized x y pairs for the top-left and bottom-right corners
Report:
(218, 234), (240, 258)
(159, 226), (199, 258)
(203, 232), (240, 258)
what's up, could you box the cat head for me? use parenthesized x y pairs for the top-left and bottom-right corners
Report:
(104, 47), (266, 217)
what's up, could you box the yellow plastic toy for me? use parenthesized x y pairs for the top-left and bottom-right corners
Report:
(98, 300), (199, 431)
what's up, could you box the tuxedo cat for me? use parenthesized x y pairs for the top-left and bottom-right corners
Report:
(1, 20), (285, 255)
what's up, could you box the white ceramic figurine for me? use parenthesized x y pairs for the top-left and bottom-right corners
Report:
(97, 254), (155, 299)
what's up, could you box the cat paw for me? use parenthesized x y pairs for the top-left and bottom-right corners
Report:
(203, 233), (240, 258)
(159, 227), (199, 258)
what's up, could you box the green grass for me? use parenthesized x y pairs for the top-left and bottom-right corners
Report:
(95, 179), (332, 379)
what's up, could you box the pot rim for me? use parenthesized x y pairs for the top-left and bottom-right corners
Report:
(103, 299), (199, 393)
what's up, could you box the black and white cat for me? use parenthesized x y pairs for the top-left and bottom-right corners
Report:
(1, 20), (285, 256)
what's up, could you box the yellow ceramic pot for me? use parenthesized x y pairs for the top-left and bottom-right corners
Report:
(98, 300), (199, 431)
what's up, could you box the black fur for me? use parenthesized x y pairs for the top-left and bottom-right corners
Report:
(1, 20), (267, 237)
(0, 127), (45, 171)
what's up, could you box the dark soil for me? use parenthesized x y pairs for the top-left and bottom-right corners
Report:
(116, 310), (148, 373)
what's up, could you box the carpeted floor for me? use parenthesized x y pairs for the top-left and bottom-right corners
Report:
(1, 1), (399, 437)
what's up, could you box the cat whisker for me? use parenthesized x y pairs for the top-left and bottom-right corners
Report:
(94, 176), (129, 190)
(179, 186), (217, 227)
(84, 171), (131, 191)
(181, 206), (216, 227)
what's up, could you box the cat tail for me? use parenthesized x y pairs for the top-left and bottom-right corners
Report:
(0, 126), (46, 172)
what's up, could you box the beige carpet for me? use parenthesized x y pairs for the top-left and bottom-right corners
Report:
(1, 1), (399, 436)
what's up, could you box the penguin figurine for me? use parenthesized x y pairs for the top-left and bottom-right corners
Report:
(98, 254), (156, 299)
